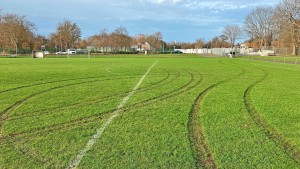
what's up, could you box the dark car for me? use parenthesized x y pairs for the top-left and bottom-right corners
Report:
(174, 50), (183, 54)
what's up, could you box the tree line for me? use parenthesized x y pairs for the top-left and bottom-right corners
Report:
(206, 0), (300, 56)
(243, 0), (300, 55)
(0, 0), (299, 55)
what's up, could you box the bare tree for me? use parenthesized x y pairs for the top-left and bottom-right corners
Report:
(244, 6), (275, 50)
(277, 0), (300, 27)
(88, 29), (109, 52)
(153, 32), (163, 49)
(49, 32), (61, 51)
(33, 35), (48, 50)
(194, 39), (206, 48)
(273, 14), (300, 55)
(110, 26), (132, 52)
(96, 29), (109, 52)
(179, 42), (194, 49)
(146, 32), (163, 50)
(223, 25), (242, 51)
(74, 39), (87, 49)
(0, 13), (35, 54)
(210, 36), (226, 48)
(219, 35), (229, 48)
(52, 20), (81, 50)
(133, 32), (164, 52)
(275, 0), (300, 55)
(133, 34), (147, 44)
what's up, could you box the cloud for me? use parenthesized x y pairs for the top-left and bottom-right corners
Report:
(1, 0), (280, 42)
(141, 0), (182, 4)
(178, 0), (274, 11)
(138, 0), (275, 15)
(156, 0), (182, 4)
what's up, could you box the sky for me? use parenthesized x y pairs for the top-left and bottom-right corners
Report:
(0, 0), (279, 42)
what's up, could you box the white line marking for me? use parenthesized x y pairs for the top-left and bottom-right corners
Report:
(68, 60), (158, 169)
(106, 67), (120, 75)
(106, 67), (111, 73)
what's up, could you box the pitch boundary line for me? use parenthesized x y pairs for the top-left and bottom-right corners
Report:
(68, 60), (158, 169)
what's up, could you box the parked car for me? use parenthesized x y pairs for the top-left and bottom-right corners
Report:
(56, 51), (67, 55)
(174, 50), (183, 54)
(43, 51), (50, 55)
(67, 49), (77, 54)
(56, 49), (77, 55)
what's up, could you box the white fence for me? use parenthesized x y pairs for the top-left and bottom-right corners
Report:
(177, 48), (211, 54)
(178, 48), (235, 56)
(178, 47), (300, 56)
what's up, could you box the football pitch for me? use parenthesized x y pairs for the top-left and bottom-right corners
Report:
(0, 55), (299, 168)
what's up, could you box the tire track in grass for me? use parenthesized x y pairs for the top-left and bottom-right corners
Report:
(0, 70), (183, 141)
(0, 78), (115, 129)
(1, 64), (191, 167)
(2, 61), (242, 168)
(0, 69), (197, 166)
(68, 60), (158, 169)
(0, 69), (171, 167)
(4, 139), (57, 167)
(188, 84), (217, 169)
(0, 76), (100, 94)
(0, 71), (149, 94)
(124, 69), (203, 110)
(0, 75), (138, 94)
(5, 69), (172, 122)
(188, 61), (246, 169)
(1, 69), (196, 140)
(0, 75), (143, 128)
(243, 68), (300, 164)
(3, 69), (195, 140)
(0, 69), (196, 167)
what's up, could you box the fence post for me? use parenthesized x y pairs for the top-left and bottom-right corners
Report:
(284, 57), (286, 64)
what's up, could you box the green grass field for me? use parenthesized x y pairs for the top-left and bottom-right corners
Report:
(0, 55), (299, 168)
